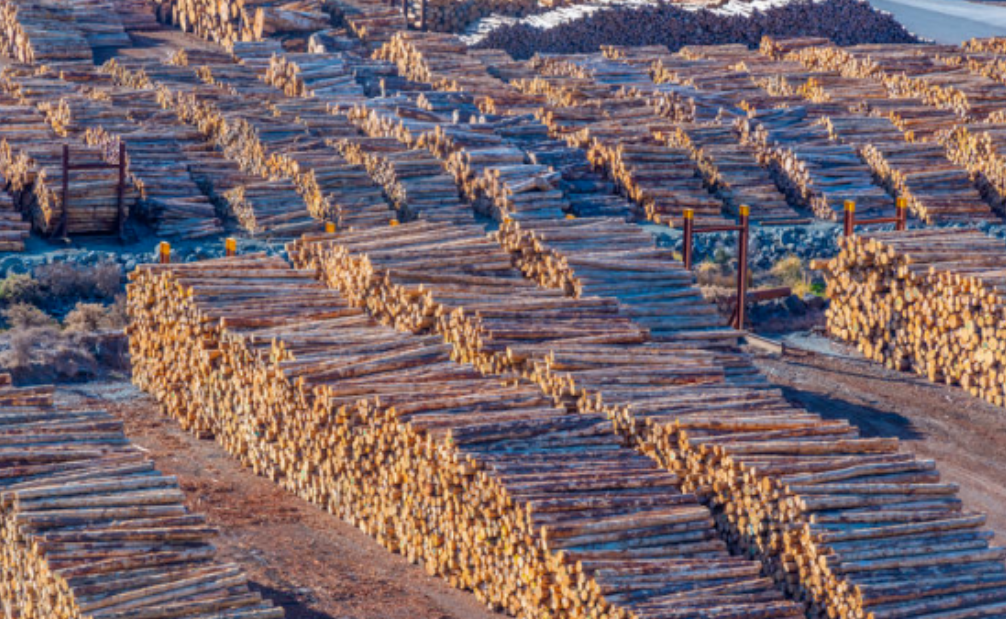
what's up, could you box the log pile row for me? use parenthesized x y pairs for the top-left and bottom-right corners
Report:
(0, 0), (93, 66)
(0, 377), (284, 619)
(127, 254), (804, 619)
(152, 0), (329, 47)
(0, 92), (125, 236)
(263, 52), (365, 101)
(289, 205), (1006, 619)
(820, 228), (1006, 406)
(423, 0), (533, 35)
(0, 65), (229, 238)
(463, 0), (918, 60)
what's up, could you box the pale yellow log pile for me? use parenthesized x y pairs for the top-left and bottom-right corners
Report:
(820, 228), (1006, 407)
(127, 254), (804, 619)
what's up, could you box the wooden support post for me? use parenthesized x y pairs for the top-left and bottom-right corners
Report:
(225, 238), (237, 257)
(843, 200), (855, 237)
(733, 205), (750, 331)
(159, 242), (171, 264)
(896, 197), (907, 231)
(682, 208), (694, 270)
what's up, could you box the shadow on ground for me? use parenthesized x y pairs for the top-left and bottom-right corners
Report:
(777, 383), (923, 441)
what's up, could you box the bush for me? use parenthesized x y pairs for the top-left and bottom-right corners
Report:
(771, 255), (811, 296)
(0, 273), (40, 304)
(0, 326), (60, 370)
(63, 298), (127, 333)
(34, 262), (122, 301)
(3, 303), (55, 330)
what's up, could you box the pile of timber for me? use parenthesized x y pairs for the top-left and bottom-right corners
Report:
(0, 376), (283, 619)
(290, 216), (1006, 619)
(463, 0), (917, 59)
(0, 181), (29, 251)
(0, 130), (124, 236)
(423, 0), (533, 35)
(819, 228), (1006, 406)
(263, 52), (365, 100)
(941, 125), (1006, 213)
(152, 0), (329, 47)
(0, 0), (92, 66)
(127, 254), (804, 619)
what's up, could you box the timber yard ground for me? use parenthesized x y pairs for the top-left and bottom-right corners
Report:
(59, 335), (1006, 619)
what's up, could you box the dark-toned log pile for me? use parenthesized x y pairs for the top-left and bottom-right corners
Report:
(128, 254), (803, 619)
(819, 228), (1006, 407)
(465, 0), (917, 60)
(0, 182), (29, 251)
(152, 0), (329, 47)
(423, 0), (533, 35)
(0, 377), (283, 619)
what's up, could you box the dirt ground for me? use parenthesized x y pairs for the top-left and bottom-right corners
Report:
(753, 338), (1006, 539)
(58, 380), (505, 619)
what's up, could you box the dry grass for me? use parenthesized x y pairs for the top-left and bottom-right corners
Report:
(771, 255), (811, 296)
(34, 262), (122, 300)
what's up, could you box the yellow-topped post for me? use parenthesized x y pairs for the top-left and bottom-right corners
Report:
(734, 205), (751, 330)
(682, 208), (695, 270)
(843, 200), (856, 237)
(158, 241), (171, 264)
(895, 197), (907, 231)
(225, 237), (236, 257)
(325, 222), (336, 234)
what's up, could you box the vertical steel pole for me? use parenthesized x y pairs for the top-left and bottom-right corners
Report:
(734, 205), (750, 331)
(843, 200), (855, 237)
(225, 237), (236, 257)
(896, 196), (907, 231)
(420, 0), (427, 30)
(325, 222), (336, 234)
(159, 241), (171, 264)
(682, 208), (694, 270)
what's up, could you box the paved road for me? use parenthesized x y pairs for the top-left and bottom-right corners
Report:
(868, 0), (1006, 43)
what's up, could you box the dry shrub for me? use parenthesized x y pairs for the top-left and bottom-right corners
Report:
(34, 262), (122, 300)
(1, 326), (60, 370)
(64, 298), (127, 333)
(3, 303), (55, 329)
(0, 273), (40, 304)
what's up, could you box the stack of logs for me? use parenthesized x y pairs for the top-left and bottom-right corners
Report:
(127, 254), (804, 619)
(820, 228), (1006, 407)
(0, 0), (93, 66)
(152, 0), (329, 46)
(0, 375), (283, 619)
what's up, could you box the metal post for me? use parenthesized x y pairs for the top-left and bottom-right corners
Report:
(734, 205), (750, 330)
(896, 196), (907, 231)
(682, 208), (694, 270)
(159, 241), (171, 264)
(225, 237), (236, 257)
(325, 222), (336, 234)
(843, 200), (855, 237)
(60, 144), (69, 238)
(420, 0), (426, 30)
(116, 141), (126, 240)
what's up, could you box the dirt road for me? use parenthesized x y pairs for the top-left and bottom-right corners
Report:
(754, 342), (1006, 539)
(59, 380), (505, 619)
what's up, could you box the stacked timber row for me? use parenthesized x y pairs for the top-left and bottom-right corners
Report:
(291, 218), (1006, 619)
(820, 228), (1006, 407)
(151, 0), (329, 46)
(0, 0), (92, 66)
(0, 93), (124, 236)
(127, 254), (804, 619)
(0, 376), (283, 619)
